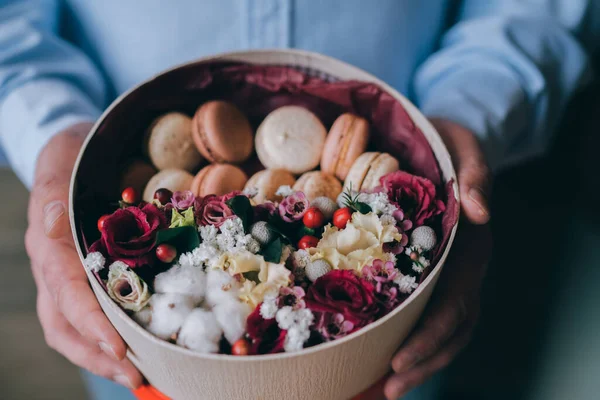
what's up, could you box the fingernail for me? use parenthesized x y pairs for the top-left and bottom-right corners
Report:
(43, 200), (66, 235)
(468, 187), (489, 217)
(113, 374), (135, 390)
(393, 353), (418, 373)
(99, 342), (119, 361)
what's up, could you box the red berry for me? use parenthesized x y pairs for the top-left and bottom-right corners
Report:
(121, 187), (138, 204)
(97, 214), (110, 232)
(303, 207), (325, 229)
(156, 244), (177, 263)
(298, 235), (319, 250)
(153, 188), (173, 205)
(333, 207), (353, 229)
(231, 338), (250, 356)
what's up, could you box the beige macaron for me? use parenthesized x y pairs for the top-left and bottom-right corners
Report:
(321, 113), (370, 181)
(293, 171), (343, 202)
(255, 106), (327, 174)
(245, 169), (297, 203)
(143, 169), (195, 202)
(191, 164), (248, 197)
(344, 152), (400, 191)
(145, 112), (203, 171)
(120, 160), (157, 194)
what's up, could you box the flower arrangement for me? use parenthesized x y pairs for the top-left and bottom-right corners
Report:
(84, 170), (446, 356)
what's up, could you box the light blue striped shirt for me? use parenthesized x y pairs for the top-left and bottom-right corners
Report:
(0, 0), (597, 187)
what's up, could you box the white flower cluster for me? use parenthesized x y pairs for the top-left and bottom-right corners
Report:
(259, 290), (314, 352)
(275, 185), (294, 198)
(83, 252), (105, 273)
(179, 217), (260, 270)
(405, 245), (431, 273)
(357, 192), (398, 217)
(276, 306), (314, 352)
(394, 274), (419, 294)
(242, 186), (259, 198)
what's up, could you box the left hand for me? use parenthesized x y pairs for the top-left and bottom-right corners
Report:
(357, 118), (493, 399)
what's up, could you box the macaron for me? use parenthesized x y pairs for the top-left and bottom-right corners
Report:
(143, 169), (195, 202)
(255, 106), (327, 174)
(245, 169), (297, 203)
(145, 112), (203, 171)
(344, 152), (400, 191)
(321, 113), (370, 181)
(192, 101), (253, 163)
(120, 160), (157, 194)
(293, 171), (343, 202)
(191, 164), (248, 197)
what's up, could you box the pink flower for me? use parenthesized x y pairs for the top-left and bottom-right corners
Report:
(362, 259), (398, 293)
(170, 190), (195, 210)
(278, 286), (306, 310)
(381, 171), (445, 227)
(194, 195), (235, 227)
(313, 312), (355, 341)
(278, 191), (309, 222)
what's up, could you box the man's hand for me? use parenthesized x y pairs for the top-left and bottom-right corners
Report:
(359, 119), (493, 400)
(25, 123), (143, 389)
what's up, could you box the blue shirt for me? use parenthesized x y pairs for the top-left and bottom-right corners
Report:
(0, 0), (597, 187)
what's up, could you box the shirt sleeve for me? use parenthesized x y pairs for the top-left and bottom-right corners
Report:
(414, 0), (599, 171)
(0, 0), (107, 188)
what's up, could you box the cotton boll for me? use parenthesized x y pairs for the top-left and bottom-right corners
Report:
(205, 269), (241, 307)
(176, 309), (222, 354)
(146, 293), (195, 340)
(154, 264), (206, 306)
(213, 300), (252, 344)
(132, 305), (153, 328)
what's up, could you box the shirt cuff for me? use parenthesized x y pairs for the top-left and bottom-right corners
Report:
(0, 79), (102, 189)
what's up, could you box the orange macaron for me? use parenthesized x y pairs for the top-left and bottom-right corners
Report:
(321, 113), (370, 181)
(192, 101), (254, 164)
(344, 152), (400, 191)
(293, 171), (343, 202)
(191, 164), (249, 197)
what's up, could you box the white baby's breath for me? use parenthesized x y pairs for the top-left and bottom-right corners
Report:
(243, 186), (259, 198)
(83, 252), (105, 273)
(357, 192), (397, 216)
(259, 291), (279, 319)
(275, 185), (294, 198)
(395, 274), (419, 294)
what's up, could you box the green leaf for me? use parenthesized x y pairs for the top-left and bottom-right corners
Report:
(354, 202), (372, 214)
(266, 215), (293, 243)
(262, 237), (283, 263)
(169, 207), (196, 228)
(296, 225), (316, 238)
(156, 226), (200, 254)
(226, 196), (253, 232)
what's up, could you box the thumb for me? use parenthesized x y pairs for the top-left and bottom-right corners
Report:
(31, 125), (91, 239)
(430, 118), (491, 225)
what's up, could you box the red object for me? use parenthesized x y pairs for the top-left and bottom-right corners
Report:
(333, 207), (352, 229)
(231, 338), (250, 356)
(122, 187), (139, 204)
(298, 235), (319, 250)
(97, 214), (110, 232)
(133, 385), (171, 400)
(302, 207), (325, 229)
(156, 244), (177, 263)
(153, 188), (173, 205)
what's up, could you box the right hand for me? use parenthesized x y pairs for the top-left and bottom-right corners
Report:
(25, 123), (143, 389)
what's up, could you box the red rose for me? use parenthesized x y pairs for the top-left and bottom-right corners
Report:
(380, 171), (446, 227)
(90, 204), (167, 268)
(194, 194), (236, 227)
(305, 270), (378, 328)
(246, 305), (286, 355)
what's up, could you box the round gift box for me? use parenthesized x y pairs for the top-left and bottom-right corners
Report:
(69, 49), (459, 400)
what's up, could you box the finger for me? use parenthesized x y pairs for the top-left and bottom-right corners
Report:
(36, 275), (142, 389)
(391, 296), (467, 374)
(430, 118), (491, 225)
(384, 323), (474, 400)
(27, 224), (128, 362)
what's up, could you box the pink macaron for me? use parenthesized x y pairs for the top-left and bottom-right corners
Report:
(321, 113), (370, 181)
(191, 164), (249, 197)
